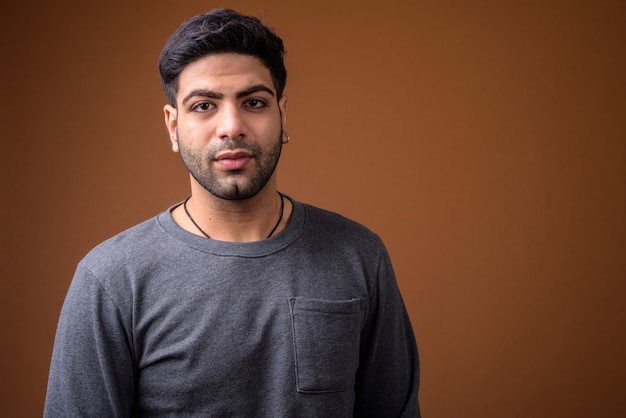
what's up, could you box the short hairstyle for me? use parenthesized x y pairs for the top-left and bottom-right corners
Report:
(158, 8), (287, 107)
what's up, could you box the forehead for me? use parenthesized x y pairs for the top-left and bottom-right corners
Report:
(177, 53), (274, 96)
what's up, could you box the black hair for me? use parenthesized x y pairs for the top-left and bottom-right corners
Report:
(158, 8), (287, 107)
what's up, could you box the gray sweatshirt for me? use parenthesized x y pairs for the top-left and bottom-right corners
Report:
(45, 197), (420, 417)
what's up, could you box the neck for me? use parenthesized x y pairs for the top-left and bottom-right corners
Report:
(173, 185), (290, 242)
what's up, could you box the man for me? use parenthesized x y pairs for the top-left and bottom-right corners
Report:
(45, 8), (420, 417)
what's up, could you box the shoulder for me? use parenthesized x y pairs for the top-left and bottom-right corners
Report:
(301, 202), (377, 235)
(79, 213), (168, 275)
(299, 202), (386, 252)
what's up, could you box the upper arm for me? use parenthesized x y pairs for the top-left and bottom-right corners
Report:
(44, 263), (135, 417)
(354, 249), (421, 417)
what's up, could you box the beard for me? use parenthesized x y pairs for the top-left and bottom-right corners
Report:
(177, 128), (283, 201)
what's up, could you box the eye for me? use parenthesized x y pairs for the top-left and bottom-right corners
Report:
(243, 98), (267, 109)
(191, 102), (215, 112)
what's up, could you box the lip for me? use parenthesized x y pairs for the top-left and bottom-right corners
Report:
(214, 150), (254, 170)
(216, 150), (253, 160)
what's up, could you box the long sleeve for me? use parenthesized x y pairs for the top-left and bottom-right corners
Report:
(44, 262), (135, 417)
(354, 250), (420, 417)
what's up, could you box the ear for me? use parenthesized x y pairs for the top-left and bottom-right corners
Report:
(163, 104), (179, 152)
(279, 95), (288, 142)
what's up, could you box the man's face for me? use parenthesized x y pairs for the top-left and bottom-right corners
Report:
(164, 53), (288, 200)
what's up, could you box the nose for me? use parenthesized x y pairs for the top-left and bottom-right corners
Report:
(215, 103), (246, 141)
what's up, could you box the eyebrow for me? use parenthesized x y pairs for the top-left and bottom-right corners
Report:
(181, 84), (276, 106)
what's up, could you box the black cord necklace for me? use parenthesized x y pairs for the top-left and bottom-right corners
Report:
(183, 192), (285, 239)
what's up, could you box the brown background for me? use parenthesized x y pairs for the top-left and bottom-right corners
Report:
(1, 0), (625, 417)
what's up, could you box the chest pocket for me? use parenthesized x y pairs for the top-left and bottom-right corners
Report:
(288, 297), (364, 393)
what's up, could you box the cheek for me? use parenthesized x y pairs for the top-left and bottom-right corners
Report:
(263, 116), (284, 138)
(178, 122), (214, 148)
(181, 121), (206, 138)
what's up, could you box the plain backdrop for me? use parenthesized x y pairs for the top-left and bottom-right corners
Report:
(1, 1), (625, 416)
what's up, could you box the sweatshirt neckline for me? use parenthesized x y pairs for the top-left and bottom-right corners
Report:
(157, 195), (304, 257)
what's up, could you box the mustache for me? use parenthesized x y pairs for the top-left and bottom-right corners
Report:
(175, 125), (283, 157)
(209, 140), (263, 157)
(175, 136), (262, 154)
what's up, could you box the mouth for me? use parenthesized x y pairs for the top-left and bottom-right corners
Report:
(214, 150), (254, 170)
